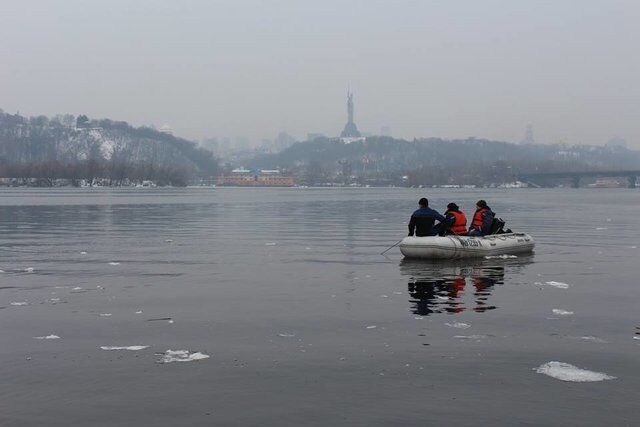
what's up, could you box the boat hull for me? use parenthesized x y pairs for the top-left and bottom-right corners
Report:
(399, 233), (535, 260)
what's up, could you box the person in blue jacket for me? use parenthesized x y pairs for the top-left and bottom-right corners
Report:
(408, 198), (446, 237)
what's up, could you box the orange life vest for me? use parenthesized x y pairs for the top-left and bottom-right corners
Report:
(471, 208), (489, 228)
(448, 210), (467, 235)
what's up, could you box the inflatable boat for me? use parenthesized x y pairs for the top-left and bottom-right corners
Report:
(399, 233), (535, 260)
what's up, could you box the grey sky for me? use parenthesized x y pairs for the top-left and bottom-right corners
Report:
(1, 0), (638, 147)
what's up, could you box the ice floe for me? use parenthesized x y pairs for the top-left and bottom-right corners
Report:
(10, 301), (28, 306)
(80, 251), (88, 255)
(265, 242), (277, 246)
(595, 227), (608, 230)
(24, 267), (34, 273)
(108, 262), (120, 266)
(446, 322), (471, 329)
(99, 313), (112, 317)
(454, 334), (488, 340)
(552, 309), (574, 316)
(100, 345), (148, 351)
(278, 333), (296, 338)
(535, 281), (570, 289)
(34, 335), (60, 340)
(157, 350), (209, 363)
(72, 287), (82, 291)
(366, 325), (377, 329)
(485, 254), (518, 259)
(535, 361), (616, 382)
(135, 310), (143, 314)
(580, 336), (607, 343)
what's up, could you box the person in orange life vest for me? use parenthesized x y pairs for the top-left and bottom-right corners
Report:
(467, 200), (494, 236)
(442, 202), (467, 235)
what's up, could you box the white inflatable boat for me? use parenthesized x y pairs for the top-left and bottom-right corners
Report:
(399, 233), (535, 260)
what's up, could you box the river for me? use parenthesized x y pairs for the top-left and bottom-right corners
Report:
(1, 187), (638, 426)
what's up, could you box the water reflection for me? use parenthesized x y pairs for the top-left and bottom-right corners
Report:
(400, 257), (533, 316)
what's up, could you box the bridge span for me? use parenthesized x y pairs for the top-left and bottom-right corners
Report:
(518, 170), (639, 188)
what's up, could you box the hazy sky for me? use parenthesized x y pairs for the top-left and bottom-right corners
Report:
(1, 0), (639, 146)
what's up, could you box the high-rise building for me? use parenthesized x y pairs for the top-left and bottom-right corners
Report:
(521, 124), (534, 145)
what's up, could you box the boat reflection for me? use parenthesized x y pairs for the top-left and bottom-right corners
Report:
(400, 256), (533, 316)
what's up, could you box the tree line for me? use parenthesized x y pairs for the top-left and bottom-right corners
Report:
(0, 110), (218, 186)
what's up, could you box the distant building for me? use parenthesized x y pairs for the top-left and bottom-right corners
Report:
(307, 133), (326, 141)
(274, 131), (296, 151)
(340, 90), (363, 141)
(521, 124), (534, 145)
(606, 136), (627, 149)
(216, 168), (295, 187)
(159, 124), (173, 135)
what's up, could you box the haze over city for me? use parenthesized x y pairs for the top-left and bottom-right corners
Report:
(2, 0), (639, 147)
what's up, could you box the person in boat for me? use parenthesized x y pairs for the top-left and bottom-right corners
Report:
(408, 198), (446, 237)
(441, 202), (467, 235)
(467, 200), (495, 236)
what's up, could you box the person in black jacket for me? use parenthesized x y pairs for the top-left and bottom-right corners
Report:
(408, 198), (446, 237)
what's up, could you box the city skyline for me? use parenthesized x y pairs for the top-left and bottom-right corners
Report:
(2, 1), (639, 147)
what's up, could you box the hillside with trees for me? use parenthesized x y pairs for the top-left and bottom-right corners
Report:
(0, 110), (218, 186)
(246, 136), (640, 186)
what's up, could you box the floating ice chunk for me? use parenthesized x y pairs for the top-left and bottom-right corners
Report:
(34, 335), (60, 340)
(595, 227), (607, 231)
(49, 298), (60, 302)
(278, 333), (296, 337)
(630, 246), (638, 249)
(72, 287), (82, 291)
(0, 269), (5, 273)
(24, 267), (34, 273)
(633, 336), (640, 340)
(606, 218), (612, 222)
(454, 335), (488, 340)
(366, 325), (377, 329)
(11, 301), (28, 306)
(414, 316), (424, 320)
(265, 242), (277, 246)
(305, 247), (311, 250)
(157, 350), (209, 363)
(535, 281), (570, 289)
(165, 239), (173, 243)
(485, 254), (518, 259)
(80, 251), (88, 255)
(135, 310), (143, 314)
(99, 313), (112, 317)
(380, 295), (389, 298)
(535, 361), (616, 382)
(580, 336), (607, 343)
(552, 309), (574, 316)
(108, 262), (120, 266)
(436, 296), (449, 300)
(446, 322), (471, 329)
(100, 345), (148, 351)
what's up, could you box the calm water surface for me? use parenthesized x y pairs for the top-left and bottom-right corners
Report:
(1, 188), (639, 426)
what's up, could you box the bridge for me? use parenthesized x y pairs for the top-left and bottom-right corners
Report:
(518, 170), (640, 188)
